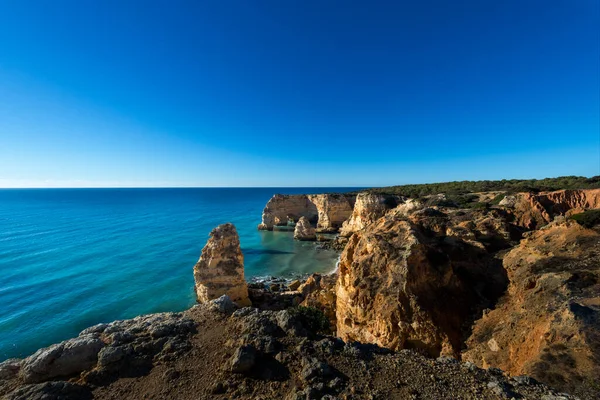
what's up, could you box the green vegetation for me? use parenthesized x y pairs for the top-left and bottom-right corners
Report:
(288, 306), (330, 334)
(365, 176), (600, 197)
(570, 210), (600, 228)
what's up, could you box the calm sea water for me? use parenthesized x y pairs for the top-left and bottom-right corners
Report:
(0, 188), (358, 361)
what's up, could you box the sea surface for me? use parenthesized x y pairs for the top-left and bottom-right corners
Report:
(0, 188), (359, 361)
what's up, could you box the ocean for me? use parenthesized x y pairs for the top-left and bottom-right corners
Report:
(0, 188), (358, 361)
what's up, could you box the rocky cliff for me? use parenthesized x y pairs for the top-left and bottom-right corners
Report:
(503, 189), (600, 229)
(258, 193), (356, 232)
(338, 193), (412, 237)
(336, 207), (509, 358)
(463, 219), (600, 396)
(193, 223), (251, 307)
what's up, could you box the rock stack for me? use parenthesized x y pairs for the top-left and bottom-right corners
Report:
(294, 216), (316, 241)
(193, 223), (251, 307)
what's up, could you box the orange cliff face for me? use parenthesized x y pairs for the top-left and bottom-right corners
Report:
(335, 208), (509, 358)
(462, 220), (600, 395)
(504, 189), (600, 229)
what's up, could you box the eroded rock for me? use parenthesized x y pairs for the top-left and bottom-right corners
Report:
(339, 192), (409, 237)
(193, 223), (251, 307)
(293, 216), (316, 241)
(463, 220), (600, 396)
(20, 335), (105, 383)
(336, 211), (508, 358)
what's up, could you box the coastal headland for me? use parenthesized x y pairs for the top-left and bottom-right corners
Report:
(1, 177), (600, 399)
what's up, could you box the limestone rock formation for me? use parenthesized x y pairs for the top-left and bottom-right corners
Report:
(193, 223), (251, 307)
(297, 274), (337, 331)
(463, 220), (600, 396)
(502, 189), (600, 229)
(257, 193), (356, 232)
(294, 216), (316, 241)
(339, 192), (408, 237)
(336, 209), (508, 358)
(258, 194), (317, 230)
(307, 194), (356, 232)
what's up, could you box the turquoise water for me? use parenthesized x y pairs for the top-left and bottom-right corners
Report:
(0, 188), (357, 361)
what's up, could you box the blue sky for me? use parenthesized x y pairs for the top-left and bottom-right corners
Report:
(0, 0), (598, 187)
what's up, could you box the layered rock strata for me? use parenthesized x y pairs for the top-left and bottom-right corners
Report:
(502, 189), (600, 229)
(193, 223), (251, 307)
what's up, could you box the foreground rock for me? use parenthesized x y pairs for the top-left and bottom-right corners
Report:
(193, 223), (251, 307)
(293, 216), (316, 241)
(0, 311), (197, 398)
(0, 303), (575, 400)
(463, 219), (600, 398)
(336, 207), (510, 358)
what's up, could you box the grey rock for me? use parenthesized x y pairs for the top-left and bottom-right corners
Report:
(79, 323), (108, 336)
(20, 334), (105, 383)
(97, 345), (128, 367)
(276, 310), (307, 336)
(5, 381), (92, 400)
(511, 375), (538, 386)
(301, 357), (332, 383)
(209, 294), (237, 314)
(232, 307), (257, 318)
(230, 345), (257, 374)
(0, 358), (22, 380)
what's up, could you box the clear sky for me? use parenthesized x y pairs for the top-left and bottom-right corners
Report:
(0, 0), (598, 188)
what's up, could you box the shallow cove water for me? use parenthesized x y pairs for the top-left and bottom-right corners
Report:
(0, 187), (359, 361)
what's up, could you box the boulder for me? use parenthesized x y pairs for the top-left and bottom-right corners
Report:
(230, 345), (257, 374)
(193, 223), (251, 307)
(294, 216), (316, 241)
(20, 335), (105, 383)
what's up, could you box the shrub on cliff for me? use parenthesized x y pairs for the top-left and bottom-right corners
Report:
(288, 306), (330, 334)
(570, 210), (600, 228)
(365, 176), (600, 198)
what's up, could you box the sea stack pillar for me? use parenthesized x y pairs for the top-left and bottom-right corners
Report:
(193, 223), (251, 307)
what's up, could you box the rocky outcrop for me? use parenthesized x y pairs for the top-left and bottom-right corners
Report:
(339, 193), (412, 237)
(257, 193), (356, 232)
(463, 220), (600, 397)
(502, 189), (600, 229)
(307, 194), (356, 232)
(0, 311), (196, 391)
(1, 301), (573, 400)
(20, 335), (105, 383)
(336, 208), (508, 358)
(258, 194), (318, 230)
(193, 223), (251, 307)
(293, 216), (316, 241)
(297, 274), (337, 331)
